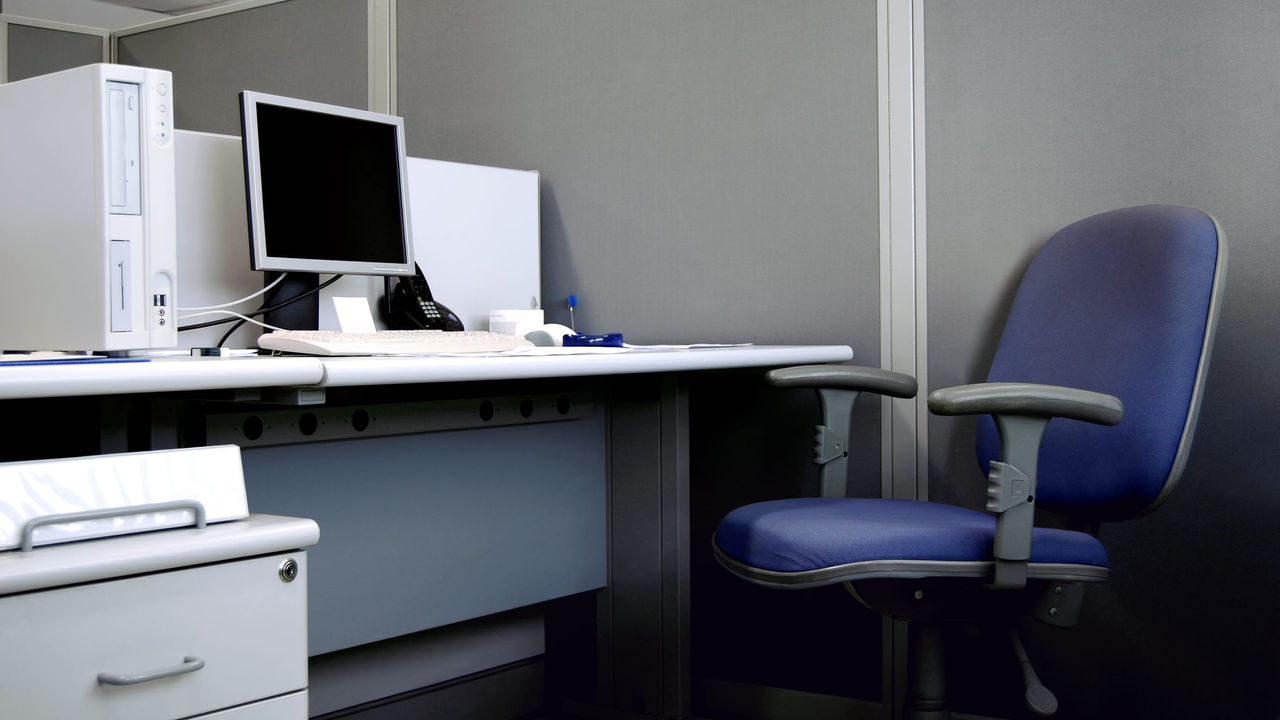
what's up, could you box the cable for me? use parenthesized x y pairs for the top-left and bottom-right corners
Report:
(177, 309), (284, 332)
(177, 274), (343, 332)
(176, 272), (288, 311)
(218, 319), (248, 348)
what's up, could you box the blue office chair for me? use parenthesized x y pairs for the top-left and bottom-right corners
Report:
(713, 205), (1226, 718)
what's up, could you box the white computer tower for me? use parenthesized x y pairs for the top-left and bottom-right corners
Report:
(0, 63), (177, 353)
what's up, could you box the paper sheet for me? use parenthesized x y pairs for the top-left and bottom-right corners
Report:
(332, 296), (378, 333)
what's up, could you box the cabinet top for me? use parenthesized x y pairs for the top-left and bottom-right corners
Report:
(0, 513), (318, 595)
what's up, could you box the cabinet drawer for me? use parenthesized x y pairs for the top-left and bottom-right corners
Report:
(0, 551), (308, 720)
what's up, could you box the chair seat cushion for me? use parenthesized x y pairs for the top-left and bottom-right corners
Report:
(714, 498), (1108, 578)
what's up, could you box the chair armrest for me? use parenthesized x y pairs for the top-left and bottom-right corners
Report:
(927, 382), (1122, 425)
(765, 365), (917, 498)
(926, 382), (1121, 589)
(767, 365), (919, 398)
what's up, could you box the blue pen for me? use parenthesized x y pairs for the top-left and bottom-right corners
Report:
(563, 333), (623, 348)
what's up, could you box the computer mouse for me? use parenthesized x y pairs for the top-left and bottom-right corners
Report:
(524, 323), (576, 347)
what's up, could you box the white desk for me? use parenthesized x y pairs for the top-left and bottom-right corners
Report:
(0, 355), (323, 399)
(0, 345), (850, 398)
(0, 344), (852, 719)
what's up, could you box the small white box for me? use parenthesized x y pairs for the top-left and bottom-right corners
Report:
(489, 308), (545, 336)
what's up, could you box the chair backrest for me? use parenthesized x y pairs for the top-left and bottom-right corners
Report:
(975, 205), (1226, 521)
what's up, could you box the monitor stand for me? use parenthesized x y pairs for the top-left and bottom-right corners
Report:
(263, 272), (319, 331)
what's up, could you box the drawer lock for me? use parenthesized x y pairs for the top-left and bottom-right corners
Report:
(278, 558), (299, 583)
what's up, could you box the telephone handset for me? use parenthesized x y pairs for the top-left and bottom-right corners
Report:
(381, 263), (464, 331)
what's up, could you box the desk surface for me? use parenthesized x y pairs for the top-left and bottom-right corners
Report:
(0, 345), (853, 400)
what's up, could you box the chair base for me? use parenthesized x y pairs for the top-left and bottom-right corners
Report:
(899, 620), (1063, 719)
(906, 623), (950, 720)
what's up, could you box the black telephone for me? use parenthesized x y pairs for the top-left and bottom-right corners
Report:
(381, 263), (464, 331)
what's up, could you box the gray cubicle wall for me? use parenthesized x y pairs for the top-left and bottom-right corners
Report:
(925, 2), (1278, 717)
(115, 0), (366, 135)
(396, 1), (885, 713)
(396, 1), (880, 350)
(4, 21), (104, 82)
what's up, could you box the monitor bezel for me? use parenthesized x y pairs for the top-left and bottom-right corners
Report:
(239, 90), (416, 277)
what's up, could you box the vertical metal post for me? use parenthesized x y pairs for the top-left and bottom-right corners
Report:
(880, 1), (927, 717)
(149, 397), (183, 451)
(602, 373), (691, 719)
(367, 0), (396, 115)
(98, 396), (130, 455)
(1, 18), (9, 84)
(659, 373), (691, 719)
(879, 0), (926, 502)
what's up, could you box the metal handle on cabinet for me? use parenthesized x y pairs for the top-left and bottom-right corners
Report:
(19, 500), (207, 552)
(97, 655), (206, 686)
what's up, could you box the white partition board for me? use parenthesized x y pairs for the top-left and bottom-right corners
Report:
(405, 157), (541, 331)
(174, 131), (540, 346)
(174, 130), (260, 350)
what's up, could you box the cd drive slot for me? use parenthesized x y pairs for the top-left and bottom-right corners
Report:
(106, 81), (141, 215)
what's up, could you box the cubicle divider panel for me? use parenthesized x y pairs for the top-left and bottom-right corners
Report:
(395, 0), (881, 350)
(114, 0), (366, 136)
(4, 20), (106, 82)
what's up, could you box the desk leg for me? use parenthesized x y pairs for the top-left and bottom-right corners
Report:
(148, 398), (183, 451)
(601, 373), (690, 719)
(98, 397), (130, 454)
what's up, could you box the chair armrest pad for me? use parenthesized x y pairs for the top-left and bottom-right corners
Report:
(766, 365), (918, 398)
(927, 382), (1123, 425)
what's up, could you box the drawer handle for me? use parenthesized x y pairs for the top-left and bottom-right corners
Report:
(20, 499), (207, 552)
(98, 655), (206, 686)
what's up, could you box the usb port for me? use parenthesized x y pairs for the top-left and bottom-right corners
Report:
(153, 294), (167, 307)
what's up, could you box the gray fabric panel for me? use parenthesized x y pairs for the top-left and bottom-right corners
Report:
(925, 2), (1280, 717)
(115, 0), (366, 134)
(6, 24), (103, 82)
(396, 1), (880, 352)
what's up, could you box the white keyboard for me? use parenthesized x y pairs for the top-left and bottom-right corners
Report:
(258, 329), (533, 356)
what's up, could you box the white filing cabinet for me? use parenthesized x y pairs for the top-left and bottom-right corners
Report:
(0, 514), (319, 719)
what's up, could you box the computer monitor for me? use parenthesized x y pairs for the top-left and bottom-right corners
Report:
(239, 91), (415, 278)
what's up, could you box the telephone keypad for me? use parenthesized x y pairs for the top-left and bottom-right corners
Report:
(418, 299), (442, 321)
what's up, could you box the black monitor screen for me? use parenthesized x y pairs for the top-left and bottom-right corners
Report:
(240, 92), (414, 276)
